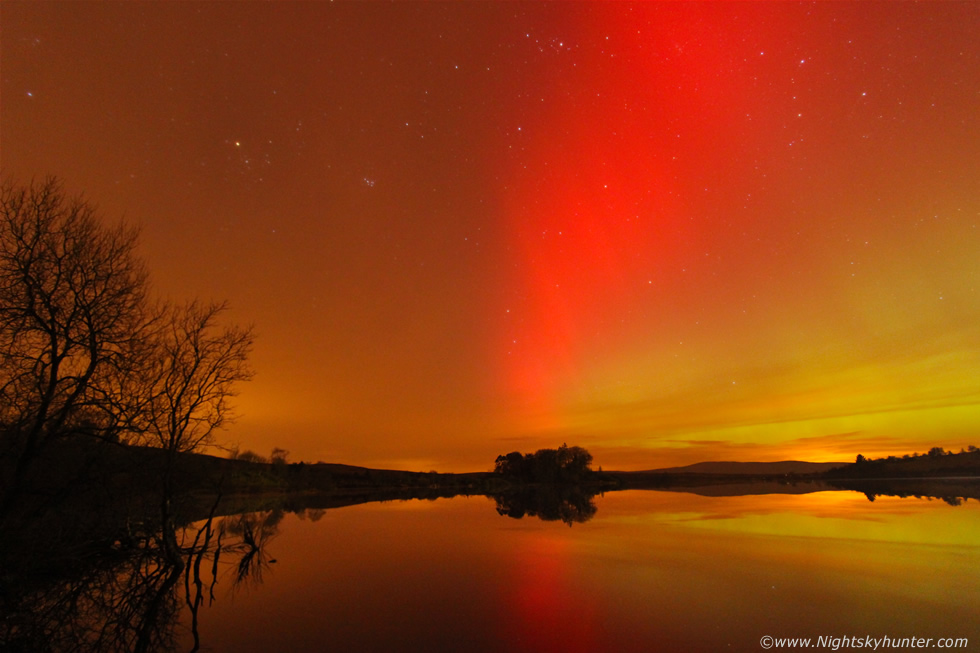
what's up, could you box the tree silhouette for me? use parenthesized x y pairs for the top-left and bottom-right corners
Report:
(494, 444), (594, 483)
(1, 177), (253, 526)
(1, 178), (154, 511)
(136, 301), (253, 459)
(270, 447), (289, 466)
(131, 301), (253, 560)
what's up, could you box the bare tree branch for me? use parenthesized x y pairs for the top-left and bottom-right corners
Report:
(1, 177), (254, 516)
(138, 301), (254, 456)
(2, 177), (153, 489)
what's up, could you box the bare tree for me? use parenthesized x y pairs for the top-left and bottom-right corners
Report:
(1, 177), (254, 527)
(132, 300), (253, 560)
(1, 177), (153, 502)
(140, 301), (253, 459)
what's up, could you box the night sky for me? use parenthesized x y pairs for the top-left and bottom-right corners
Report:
(3, 2), (978, 471)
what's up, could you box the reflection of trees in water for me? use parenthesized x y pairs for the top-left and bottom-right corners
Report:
(181, 508), (282, 651)
(2, 534), (185, 652)
(0, 544), (181, 653)
(492, 485), (600, 526)
(218, 509), (282, 588)
(0, 506), (283, 653)
(828, 479), (980, 505)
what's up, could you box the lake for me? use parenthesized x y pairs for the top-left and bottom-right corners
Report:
(177, 487), (979, 652)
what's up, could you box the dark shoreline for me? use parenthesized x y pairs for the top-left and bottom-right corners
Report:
(3, 442), (978, 651)
(4, 441), (979, 545)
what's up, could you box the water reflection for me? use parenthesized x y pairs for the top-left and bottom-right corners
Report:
(492, 485), (600, 525)
(825, 477), (980, 505)
(0, 505), (280, 653)
(2, 482), (978, 652)
(0, 538), (182, 652)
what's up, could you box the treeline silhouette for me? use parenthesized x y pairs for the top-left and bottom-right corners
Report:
(825, 446), (980, 479)
(820, 447), (980, 505)
(493, 443), (595, 483)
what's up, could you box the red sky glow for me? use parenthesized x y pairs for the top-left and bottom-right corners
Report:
(2, 2), (978, 470)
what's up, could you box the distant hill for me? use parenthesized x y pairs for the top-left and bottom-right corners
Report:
(642, 460), (844, 475)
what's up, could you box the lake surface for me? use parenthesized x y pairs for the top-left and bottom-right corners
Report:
(177, 488), (979, 652)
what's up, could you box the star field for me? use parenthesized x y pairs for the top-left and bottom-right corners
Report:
(2, 2), (978, 470)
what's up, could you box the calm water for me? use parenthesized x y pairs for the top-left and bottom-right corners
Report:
(177, 488), (980, 652)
